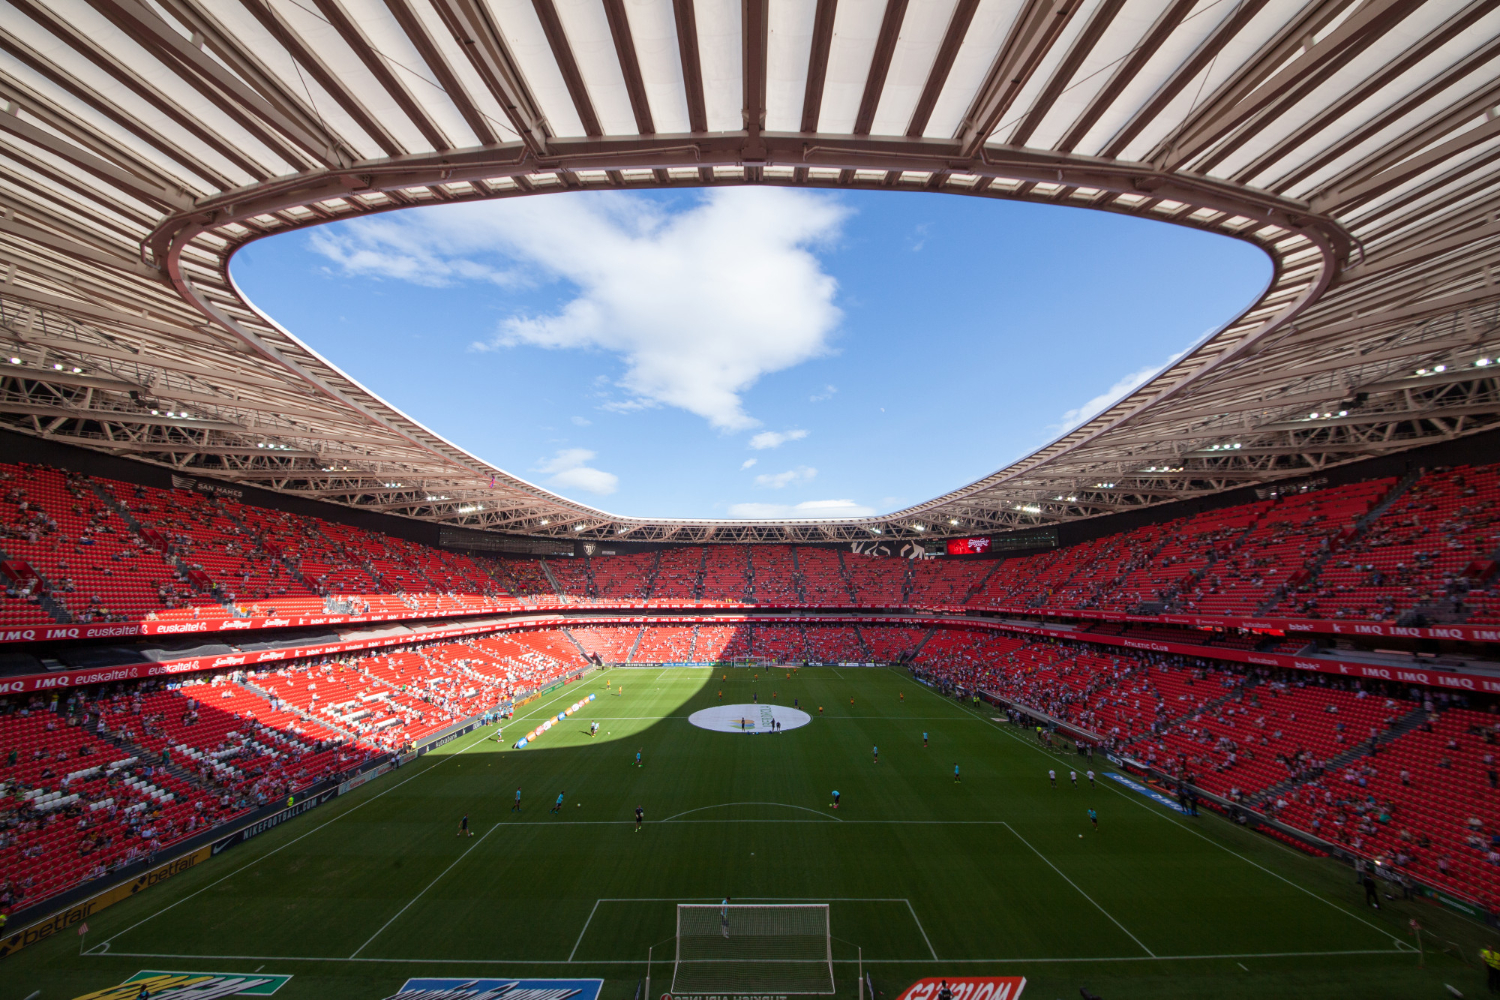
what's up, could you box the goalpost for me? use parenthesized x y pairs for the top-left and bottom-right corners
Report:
(671, 903), (834, 995)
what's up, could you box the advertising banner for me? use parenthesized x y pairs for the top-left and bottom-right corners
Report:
(5, 609), (1493, 699)
(72, 970), (292, 999)
(340, 761), (393, 794)
(929, 603), (1500, 645)
(0, 846), (213, 958)
(947, 617), (1500, 692)
(211, 789), (339, 855)
(898, 977), (1027, 1000)
(380, 978), (603, 1000)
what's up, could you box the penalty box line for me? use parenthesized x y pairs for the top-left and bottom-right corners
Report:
(897, 671), (1413, 954)
(95, 682), (589, 956)
(1002, 822), (1153, 959)
(568, 897), (937, 964)
(93, 947), (1411, 966)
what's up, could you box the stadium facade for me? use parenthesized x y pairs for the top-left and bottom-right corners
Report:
(0, 0), (1497, 541)
(5, 4), (1500, 991)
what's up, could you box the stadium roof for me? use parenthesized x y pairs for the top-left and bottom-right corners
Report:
(1, 0), (1498, 543)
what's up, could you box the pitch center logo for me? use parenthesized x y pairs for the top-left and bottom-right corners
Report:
(687, 704), (812, 734)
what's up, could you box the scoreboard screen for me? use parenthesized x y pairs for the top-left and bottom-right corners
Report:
(946, 536), (992, 555)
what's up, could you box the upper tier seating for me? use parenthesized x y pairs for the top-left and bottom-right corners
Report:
(796, 548), (852, 606)
(907, 560), (985, 605)
(1177, 481), (1394, 618)
(6, 460), (1500, 636)
(700, 547), (750, 603)
(592, 552), (655, 599)
(652, 548), (703, 599)
(751, 547), (799, 603)
(844, 555), (908, 605)
(1292, 466), (1500, 622)
(547, 558), (592, 599)
(1, 464), (197, 623)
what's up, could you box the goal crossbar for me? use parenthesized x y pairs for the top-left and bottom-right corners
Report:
(672, 903), (834, 995)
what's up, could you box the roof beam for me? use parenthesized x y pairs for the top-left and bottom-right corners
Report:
(603, 0), (655, 134)
(428, 0), (552, 152)
(1162, 0), (1424, 170)
(800, 0), (838, 134)
(233, 0), (405, 158)
(533, 0), (603, 137)
(1008, 0), (1126, 148)
(852, 0), (908, 136)
(310, 0), (453, 152)
(89, 0), (332, 169)
(0, 107), (187, 211)
(1314, 94), (1500, 213)
(955, 0), (1081, 158)
(743, 0), (769, 136)
(0, 216), (162, 279)
(159, 0), (364, 164)
(1100, 0), (1271, 159)
(1228, 0), (1500, 185)
(673, 0), (708, 133)
(1056, 0), (1196, 152)
(383, 0), (500, 146)
(906, 0), (977, 138)
(0, 25), (233, 190)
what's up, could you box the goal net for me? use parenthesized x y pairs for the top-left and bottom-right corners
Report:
(671, 903), (834, 995)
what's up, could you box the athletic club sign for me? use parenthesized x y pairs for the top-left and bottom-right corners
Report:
(898, 978), (1026, 1000)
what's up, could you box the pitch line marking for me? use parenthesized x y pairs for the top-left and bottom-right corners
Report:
(660, 801), (841, 823)
(94, 725), (492, 952)
(99, 680), (584, 954)
(897, 671), (1408, 953)
(904, 899), (938, 961)
(92, 948), (1410, 966)
(569, 899), (602, 962)
(1001, 821), (1155, 958)
(352, 813), (507, 957)
(570, 897), (931, 963)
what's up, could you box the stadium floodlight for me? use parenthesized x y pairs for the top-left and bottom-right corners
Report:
(671, 903), (833, 995)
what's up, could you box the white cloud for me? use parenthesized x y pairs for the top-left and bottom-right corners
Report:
(1053, 351), (1187, 433)
(755, 466), (816, 489)
(727, 499), (876, 519)
(307, 219), (521, 288)
(534, 448), (618, 496)
(749, 428), (808, 450)
(741, 458), (757, 470)
(570, 415), (591, 426)
(809, 385), (837, 403)
(310, 188), (848, 432)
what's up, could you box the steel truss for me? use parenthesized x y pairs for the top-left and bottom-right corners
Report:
(1, 0), (1499, 543)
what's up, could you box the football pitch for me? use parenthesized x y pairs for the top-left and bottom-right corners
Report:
(11, 667), (1492, 999)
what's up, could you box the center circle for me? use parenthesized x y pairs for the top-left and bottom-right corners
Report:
(688, 703), (812, 734)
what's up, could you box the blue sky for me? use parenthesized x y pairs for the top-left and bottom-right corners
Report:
(231, 188), (1270, 520)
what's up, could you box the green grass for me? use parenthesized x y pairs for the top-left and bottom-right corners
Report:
(8, 667), (1493, 1000)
